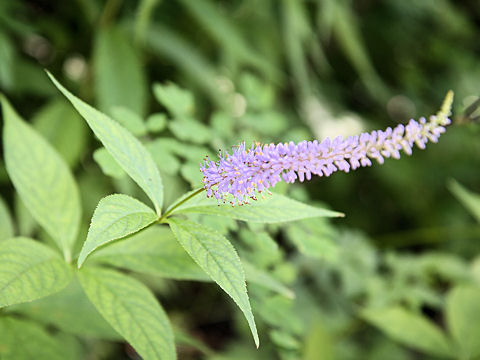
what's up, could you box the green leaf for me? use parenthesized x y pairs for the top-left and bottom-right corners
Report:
(14, 193), (36, 237)
(167, 217), (259, 347)
(0, 317), (68, 360)
(178, 0), (278, 81)
(7, 277), (119, 339)
(91, 225), (209, 281)
(181, 162), (203, 188)
(153, 82), (194, 118)
(146, 25), (223, 107)
(269, 330), (300, 350)
(168, 118), (211, 144)
(173, 192), (343, 223)
(78, 266), (176, 360)
(110, 106), (147, 136)
(362, 306), (454, 357)
(0, 195), (14, 241)
(285, 218), (338, 260)
(47, 72), (164, 215)
(145, 139), (181, 176)
(174, 327), (215, 356)
(93, 147), (127, 179)
(32, 99), (88, 167)
(448, 179), (480, 223)
(146, 113), (167, 133)
(94, 26), (147, 116)
(243, 261), (294, 299)
(2, 96), (81, 260)
(0, 237), (72, 308)
(255, 295), (303, 335)
(303, 320), (335, 360)
(78, 194), (158, 267)
(446, 285), (480, 358)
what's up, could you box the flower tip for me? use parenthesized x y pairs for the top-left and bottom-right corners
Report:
(438, 90), (454, 118)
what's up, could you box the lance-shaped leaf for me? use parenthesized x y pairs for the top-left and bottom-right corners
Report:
(2, 96), (81, 260)
(362, 306), (454, 357)
(168, 217), (259, 347)
(94, 26), (147, 117)
(47, 72), (164, 215)
(8, 277), (119, 340)
(171, 191), (343, 223)
(91, 225), (209, 281)
(448, 179), (480, 223)
(446, 285), (480, 358)
(78, 194), (158, 267)
(0, 237), (72, 308)
(78, 266), (175, 360)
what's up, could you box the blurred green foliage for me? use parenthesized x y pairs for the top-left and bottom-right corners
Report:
(0, 0), (480, 359)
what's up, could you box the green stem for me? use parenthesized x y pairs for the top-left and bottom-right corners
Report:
(159, 188), (206, 222)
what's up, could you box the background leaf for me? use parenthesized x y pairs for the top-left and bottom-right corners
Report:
(78, 194), (158, 267)
(153, 82), (194, 118)
(94, 26), (147, 116)
(362, 306), (454, 357)
(0, 317), (70, 360)
(91, 225), (209, 281)
(78, 266), (176, 360)
(173, 192), (343, 223)
(2, 96), (81, 259)
(285, 218), (338, 260)
(48, 72), (164, 215)
(243, 261), (294, 299)
(0, 195), (14, 241)
(448, 179), (480, 223)
(32, 99), (88, 168)
(93, 147), (127, 179)
(0, 237), (72, 308)
(110, 106), (147, 137)
(168, 217), (259, 347)
(7, 276), (119, 339)
(446, 285), (480, 358)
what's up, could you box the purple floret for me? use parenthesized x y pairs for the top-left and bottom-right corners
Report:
(201, 114), (451, 205)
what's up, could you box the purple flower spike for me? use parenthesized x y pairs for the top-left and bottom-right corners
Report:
(201, 97), (453, 205)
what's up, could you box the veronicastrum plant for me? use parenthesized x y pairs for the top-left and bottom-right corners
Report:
(0, 71), (453, 359)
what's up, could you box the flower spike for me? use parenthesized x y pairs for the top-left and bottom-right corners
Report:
(201, 92), (453, 205)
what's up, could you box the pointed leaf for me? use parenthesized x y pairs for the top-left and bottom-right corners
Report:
(94, 26), (147, 116)
(8, 277), (119, 340)
(47, 72), (164, 214)
(172, 192), (343, 223)
(78, 194), (158, 267)
(168, 217), (259, 347)
(2, 96), (81, 259)
(446, 285), (480, 358)
(91, 225), (209, 281)
(362, 306), (454, 357)
(0, 317), (68, 360)
(448, 179), (480, 223)
(0, 237), (72, 308)
(78, 266), (175, 360)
